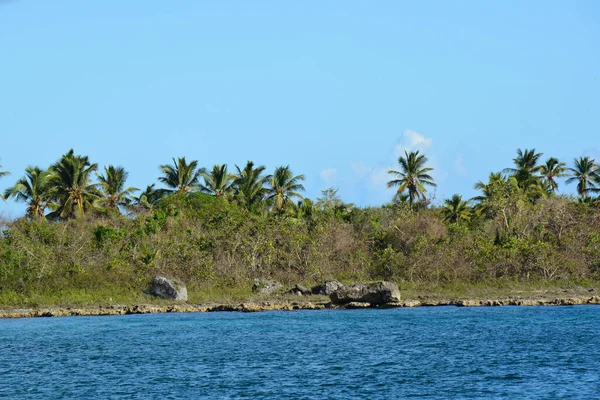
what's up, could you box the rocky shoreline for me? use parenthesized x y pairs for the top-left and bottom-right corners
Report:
(1, 295), (600, 319)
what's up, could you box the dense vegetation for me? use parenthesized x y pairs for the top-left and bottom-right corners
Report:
(0, 148), (599, 306)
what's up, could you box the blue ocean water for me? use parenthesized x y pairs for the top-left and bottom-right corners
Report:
(1, 306), (599, 399)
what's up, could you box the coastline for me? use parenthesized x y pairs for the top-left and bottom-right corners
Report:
(2, 295), (600, 319)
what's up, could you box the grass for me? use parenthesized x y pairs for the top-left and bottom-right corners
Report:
(0, 279), (597, 310)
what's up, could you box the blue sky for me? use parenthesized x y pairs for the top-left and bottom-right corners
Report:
(1, 0), (599, 218)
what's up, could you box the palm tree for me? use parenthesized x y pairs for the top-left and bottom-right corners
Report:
(503, 148), (543, 189)
(441, 194), (471, 224)
(0, 162), (9, 201)
(266, 165), (306, 212)
(472, 172), (505, 202)
(199, 164), (235, 198)
(471, 172), (510, 216)
(158, 157), (204, 195)
(233, 161), (271, 210)
(387, 150), (436, 207)
(130, 184), (168, 213)
(3, 166), (51, 218)
(539, 157), (567, 193)
(96, 165), (138, 211)
(566, 156), (600, 198)
(46, 149), (101, 220)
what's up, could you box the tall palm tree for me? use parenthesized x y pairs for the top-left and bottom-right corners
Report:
(0, 162), (9, 201)
(199, 164), (235, 198)
(566, 156), (600, 198)
(130, 184), (168, 213)
(3, 166), (51, 218)
(158, 157), (204, 195)
(387, 150), (436, 207)
(539, 157), (567, 193)
(96, 165), (138, 211)
(266, 165), (305, 212)
(503, 148), (543, 189)
(46, 149), (101, 220)
(233, 161), (271, 210)
(441, 194), (471, 224)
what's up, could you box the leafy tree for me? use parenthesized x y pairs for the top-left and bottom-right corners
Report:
(0, 162), (9, 201)
(539, 157), (567, 193)
(296, 198), (315, 224)
(233, 161), (271, 211)
(441, 194), (471, 224)
(199, 164), (235, 198)
(3, 166), (51, 218)
(47, 149), (100, 220)
(158, 157), (204, 195)
(266, 165), (305, 213)
(566, 156), (600, 198)
(130, 184), (168, 213)
(96, 165), (138, 212)
(316, 187), (344, 210)
(503, 148), (543, 190)
(387, 150), (436, 207)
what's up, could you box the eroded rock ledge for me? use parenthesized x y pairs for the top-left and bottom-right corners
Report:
(1, 296), (600, 318)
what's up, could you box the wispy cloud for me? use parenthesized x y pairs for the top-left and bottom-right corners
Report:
(394, 130), (433, 158)
(320, 168), (338, 186)
(321, 130), (438, 205)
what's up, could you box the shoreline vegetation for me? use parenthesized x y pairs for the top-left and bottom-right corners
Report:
(1, 148), (599, 314)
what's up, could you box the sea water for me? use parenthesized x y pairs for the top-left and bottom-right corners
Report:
(1, 306), (599, 399)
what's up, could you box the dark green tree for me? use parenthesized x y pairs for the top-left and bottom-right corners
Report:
(266, 166), (305, 213)
(441, 194), (471, 224)
(158, 157), (204, 195)
(503, 148), (544, 190)
(96, 165), (138, 212)
(0, 162), (9, 201)
(199, 164), (235, 199)
(566, 156), (600, 198)
(47, 149), (100, 220)
(539, 157), (567, 193)
(3, 166), (51, 218)
(387, 150), (436, 207)
(130, 184), (168, 213)
(233, 161), (271, 211)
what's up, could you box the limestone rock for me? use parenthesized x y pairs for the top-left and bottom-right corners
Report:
(330, 281), (401, 305)
(252, 279), (283, 295)
(147, 276), (188, 301)
(311, 280), (344, 295)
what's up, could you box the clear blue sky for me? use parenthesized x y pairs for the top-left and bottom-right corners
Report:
(1, 0), (599, 218)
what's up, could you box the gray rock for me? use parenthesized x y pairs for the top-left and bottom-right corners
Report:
(147, 276), (188, 301)
(288, 284), (311, 296)
(330, 281), (401, 305)
(252, 279), (283, 295)
(311, 280), (344, 295)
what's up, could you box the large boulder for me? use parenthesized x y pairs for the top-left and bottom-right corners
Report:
(311, 280), (344, 295)
(329, 281), (401, 305)
(147, 276), (188, 301)
(252, 279), (283, 295)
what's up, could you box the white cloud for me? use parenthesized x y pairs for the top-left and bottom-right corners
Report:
(320, 168), (338, 186)
(336, 129), (438, 205)
(394, 130), (433, 158)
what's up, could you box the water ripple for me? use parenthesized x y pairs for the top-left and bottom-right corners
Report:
(1, 306), (599, 399)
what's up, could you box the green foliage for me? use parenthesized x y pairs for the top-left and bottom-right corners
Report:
(93, 226), (126, 247)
